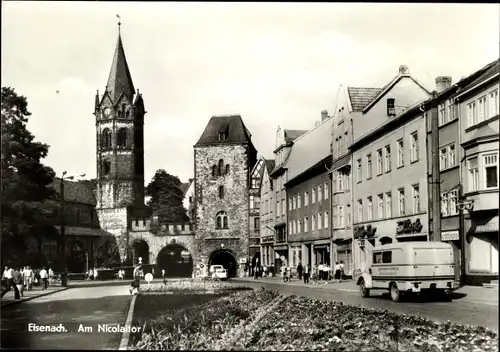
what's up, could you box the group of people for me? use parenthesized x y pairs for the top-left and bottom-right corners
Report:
(294, 261), (346, 284)
(1, 266), (54, 300)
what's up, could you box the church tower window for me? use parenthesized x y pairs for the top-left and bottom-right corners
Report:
(218, 159), (224, 176)
(102, 129), (112, 148)
(117, 128), (128, 148)
(102, 160), (111, 175)
(225, 164), (230, 175)
(212, 165), (217, 177)
(216, 211), (228, 229)
(219, 186), (224, 199)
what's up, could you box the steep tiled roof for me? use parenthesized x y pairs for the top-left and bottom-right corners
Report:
(285, 118), (333, 183)
(284, 129), (308, 143)
(49, 179), (96, 205)
(105, 33), (136, 104)
(265, 159), (276, 172)
(179, 182), (190, 196)
(347, 87), (382, 111)
(195, 115), (253, 146)
(460, 59), (499, 92)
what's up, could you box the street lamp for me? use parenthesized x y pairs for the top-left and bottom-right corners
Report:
(60, 171), (85, 286)
(457, 197), (474, 287)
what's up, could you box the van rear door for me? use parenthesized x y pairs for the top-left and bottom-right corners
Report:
(413, 247), (454, 279)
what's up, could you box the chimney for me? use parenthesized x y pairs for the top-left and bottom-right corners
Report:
(435, 76), (452, 93)
(321, 110), (329, 121)
(399, 65), (409, 75)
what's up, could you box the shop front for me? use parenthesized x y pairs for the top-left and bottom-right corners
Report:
(312, 240), (330, 266)
(333, 239), (353, 278)
(274, 243), (289, 272)
(465, 213), (499, 286)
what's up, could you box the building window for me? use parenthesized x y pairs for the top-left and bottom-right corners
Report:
(338, 207), (344, 228)
(366, 154), (372, 180)
(467, 101), (476, 127)
(490, 90), (499, 118)
(324, 211), (329, 229)
(357, 199), (363, 223)
(101, 128), (112, 148)
(318, 185), (322, 202)
(339, 136), (343, 156)
(312, 215), (316, 231)
(254, 217), (260, 229)
(478, 96), (487, 123)
(346, 205), (351, 227)
(226, 164), (230, 175)
(397, 139), (404, 168)
(293, 196), (298, 210)
(298, 194), (301, 208)
(387, 98), (396, 116)
(338, 172), (344, 191)
(305, 191), (309, 206)
(367, 196), (373, 221)
(412, 184), (420, 213)
(484, 153), (499, 189)
(218, 159), (224, 176)
(446, 100), (455, 124)
(377, 149), (383, 175)
(385, 192), (392, 218)
(277, 201), (281, 217)
(312, 188), (316, 203)
(219, 186), (224, 199)
(218, 132), (227, 141)
(332, 171), (337, 193)
(377, 194), (384, 219)
(304, 217), (309, 232)
(289, 197), (292, 211)
(212, 165), (217, 177)
(333, 206), (338, 227)
(398, 188), (405, 216)
(441, 190), (458, 217)
(298, 219), (302, 233)
(102, 160), (111, 175)
(251, 179), (257, 188)
(125, 109), (130, 118)
(215, 211), (228, 229)
(468, 157), (479, 191)
(282, 200), (285, 215)
(438, 103), (446, 125)
(76, 209), (81, 223)
(117, 128), (128, 147)
(357, 158), (362, 181)
(440, 143), (456, 170)
(318, 213), (322, 230)
(324, 183), (329, 199)
(410, 132), (419, 162)
(344, 131), (349, 153)
(384, 146), (391, 172)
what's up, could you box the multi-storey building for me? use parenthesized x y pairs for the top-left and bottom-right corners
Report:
(193, 115), (257, 277)
(249, 157), (266, 271)
(350, 65), (431, 273)
(285, 112), (333, 272)
(268, 127), (307, 266)
(457, 60), (499, 285)
(183, 178), (195, 221)
(259, 158), (276, 272)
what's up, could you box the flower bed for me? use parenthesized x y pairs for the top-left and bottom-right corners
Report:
(133, 288), (497, 351)
(139, 280), (251, 294)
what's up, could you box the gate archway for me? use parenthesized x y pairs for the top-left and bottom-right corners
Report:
(209, 250), (238, 277)
(68, 240), (86, 273)
(156, 244), (193, 278)
(132, 240), (150, 265)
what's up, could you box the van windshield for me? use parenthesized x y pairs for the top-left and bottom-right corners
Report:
(414, 248), (453, 264)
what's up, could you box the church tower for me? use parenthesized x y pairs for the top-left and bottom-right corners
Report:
(94, 23), (146, 242)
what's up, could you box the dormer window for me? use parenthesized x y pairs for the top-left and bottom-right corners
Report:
(387, 98), (396, 117)
(218, 132), (227, 141)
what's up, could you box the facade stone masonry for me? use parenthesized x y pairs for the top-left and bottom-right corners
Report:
(194, 143), (253, 277)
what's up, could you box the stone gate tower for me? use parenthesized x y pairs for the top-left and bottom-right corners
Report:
(94, 24), (147, 259)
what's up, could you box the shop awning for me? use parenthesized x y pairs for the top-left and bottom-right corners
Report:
(475, 216), (499, 234)
(274, 245), (288, 251)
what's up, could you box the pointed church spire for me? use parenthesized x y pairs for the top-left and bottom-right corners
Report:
(105, 20), (135, 104)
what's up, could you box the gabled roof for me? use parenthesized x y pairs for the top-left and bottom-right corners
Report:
(195, 115), (253, 146)
(105, 32), (136, 104)
(347, 87), (382, 112)
(50, 179), (96, 205)
(285, 117), (333, 183)
(460, 59), (499, 93)
(179, 182), (190, 196)
(284, 129), (308, 143)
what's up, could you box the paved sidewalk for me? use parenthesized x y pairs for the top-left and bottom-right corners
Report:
(0, 285), (69, 307)
(233, 276), (499, 304)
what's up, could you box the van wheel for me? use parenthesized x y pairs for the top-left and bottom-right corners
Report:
(359, 278), (370, 297)
(390, 283), (400, 302)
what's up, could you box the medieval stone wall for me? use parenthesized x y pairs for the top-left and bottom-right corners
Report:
(194, 144), (250, 277)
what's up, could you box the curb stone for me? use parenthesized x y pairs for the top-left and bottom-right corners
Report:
(0, 287), (70, 308)
(119, 294), (137, 350)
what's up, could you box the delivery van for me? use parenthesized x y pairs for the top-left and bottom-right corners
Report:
(356, 241), (456, 302)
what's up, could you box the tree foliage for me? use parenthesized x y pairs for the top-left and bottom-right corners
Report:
(145, 169), (189, 223)
(1, 87), (57, 266)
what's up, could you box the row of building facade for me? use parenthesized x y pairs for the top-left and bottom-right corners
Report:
(253, 61), (499, 286)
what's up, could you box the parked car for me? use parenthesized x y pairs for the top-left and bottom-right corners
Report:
(356, 241), (456, 302)
(213, 268), (228, 281)
(209, 265), (224, 274)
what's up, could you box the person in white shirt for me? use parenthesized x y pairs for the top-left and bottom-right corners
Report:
(39, 267), (49, 290)
(48, 268), (54, 285)
(93, 268), (98, 280)
(317, 263), (325, 280)
(24, 266), (34, 290)
(339, 261), (345, 281)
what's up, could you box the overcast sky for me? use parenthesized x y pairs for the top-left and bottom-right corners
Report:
(2, 2), (498, 185)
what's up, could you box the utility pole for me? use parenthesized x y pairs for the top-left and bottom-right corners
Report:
(430, 91), (441, 242)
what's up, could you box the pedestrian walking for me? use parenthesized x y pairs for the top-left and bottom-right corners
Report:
(48, 268), (54, 285)
(339, 261), (345, 281)
(334, 262), (342, 282)
(13, 268), (24, 297)
(297, 262), (303, 280)
(25, 266), (33, 290)
(93, 268), (98, 280)
(39, 267), (49, 290)
(303, 264), (310, 284)
(1, 266), (20, 299)
(130, 264), (142, 295)
(312, 263), (318, 284)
